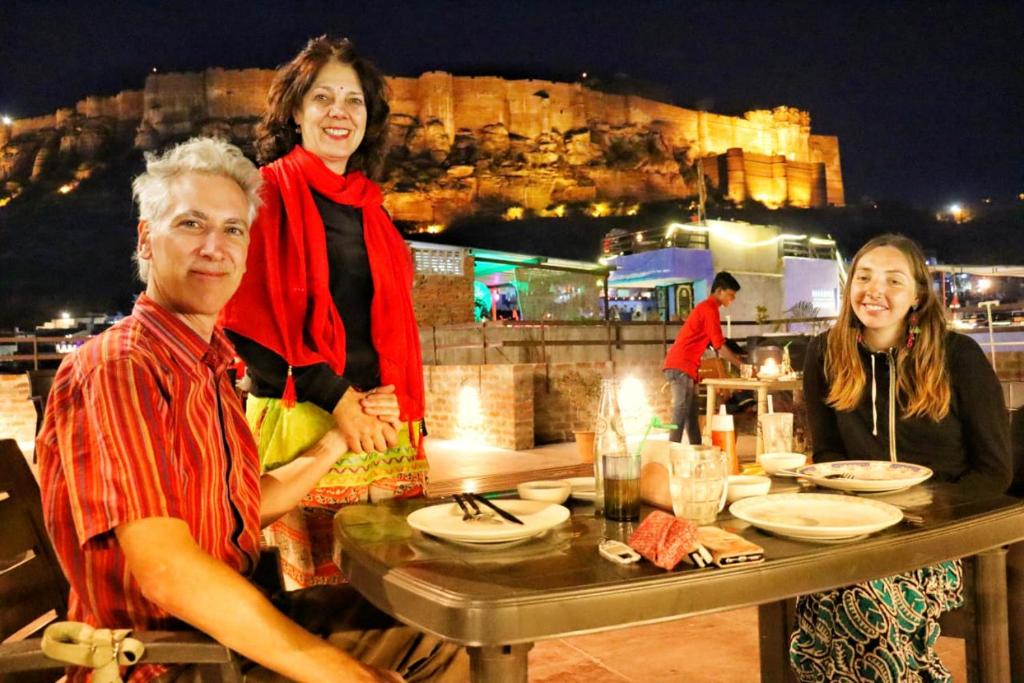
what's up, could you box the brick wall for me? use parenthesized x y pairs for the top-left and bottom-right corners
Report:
(423, 364), (534, 450)
(412, 253), (475, 326)
(532, 361), (672, 444)
(0, 374), (37, 449)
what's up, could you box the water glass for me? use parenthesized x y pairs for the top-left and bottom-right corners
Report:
(668, 444), (728, 525)
(758, 413), (794, 453)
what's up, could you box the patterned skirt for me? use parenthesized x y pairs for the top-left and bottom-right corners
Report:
(247, 396), (429, 590)
(789, 560), (963, 682)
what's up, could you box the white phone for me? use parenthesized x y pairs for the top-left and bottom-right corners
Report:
(599, 540), (642, 564)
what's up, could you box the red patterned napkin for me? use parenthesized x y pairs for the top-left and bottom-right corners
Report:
(627, 510), (709, 569)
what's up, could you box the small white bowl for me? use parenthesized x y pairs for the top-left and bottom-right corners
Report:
(517, 479), (572, 504)
(726, 475), (771, 503)
(757, 451), (808, 476)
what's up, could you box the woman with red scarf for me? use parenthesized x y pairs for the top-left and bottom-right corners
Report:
(221, 36), (427, 589)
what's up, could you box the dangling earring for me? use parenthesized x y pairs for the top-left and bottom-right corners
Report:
(906, 308), (921, 350)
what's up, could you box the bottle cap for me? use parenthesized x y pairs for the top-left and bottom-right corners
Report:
(711, 404), (734, 431)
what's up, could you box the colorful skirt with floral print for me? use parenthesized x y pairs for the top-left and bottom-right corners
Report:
(790, 560), (963, 682)
(247, 396), (429, 590)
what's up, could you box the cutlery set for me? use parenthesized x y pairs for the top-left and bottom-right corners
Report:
(453, 493), (525, 525)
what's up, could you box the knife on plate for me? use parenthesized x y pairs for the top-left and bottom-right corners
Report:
(471, 493), (525, 525)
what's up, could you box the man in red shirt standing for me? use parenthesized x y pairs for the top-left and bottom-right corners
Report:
(36, 138), (462, 683)
(663, 272), (745, 443)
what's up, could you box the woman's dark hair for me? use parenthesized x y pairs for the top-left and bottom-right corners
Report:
(254, 36), (390, 177)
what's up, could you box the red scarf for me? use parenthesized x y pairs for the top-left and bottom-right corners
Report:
(221, 145), (424, 421)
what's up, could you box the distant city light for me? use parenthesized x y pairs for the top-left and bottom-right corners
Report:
(58, 182), (78, 194)
(1, 116), (11, 126)
(949, 203), (963, 222)
(60, 311), (71, 320)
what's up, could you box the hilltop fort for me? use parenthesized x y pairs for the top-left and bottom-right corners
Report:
(0, 68), (843, 225)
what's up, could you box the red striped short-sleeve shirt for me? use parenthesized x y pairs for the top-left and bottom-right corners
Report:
(36, 293), (262, 682)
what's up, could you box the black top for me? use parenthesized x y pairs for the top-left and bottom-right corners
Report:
(803, 331), (1012, 494)
(227, 192), (379, 414)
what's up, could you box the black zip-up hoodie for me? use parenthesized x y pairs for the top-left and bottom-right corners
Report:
(803, 331), (1012, 495)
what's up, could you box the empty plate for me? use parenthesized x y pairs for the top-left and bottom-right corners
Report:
(407, 499), (570, 544)
(729, 493), (903, 541)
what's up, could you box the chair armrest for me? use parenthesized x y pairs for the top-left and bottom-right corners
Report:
(0, 631), (236, 673)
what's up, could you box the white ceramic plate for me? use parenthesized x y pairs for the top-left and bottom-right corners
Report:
(729, 493), (903, 541)
(407, 499), (570, 544)
(565, 476), (597, 501)
(796, 460), (933, 493)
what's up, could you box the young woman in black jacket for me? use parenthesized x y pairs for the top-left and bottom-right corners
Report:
(794, 234), (1012, 682)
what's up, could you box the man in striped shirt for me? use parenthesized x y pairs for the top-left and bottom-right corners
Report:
(36, 138), (462, 682)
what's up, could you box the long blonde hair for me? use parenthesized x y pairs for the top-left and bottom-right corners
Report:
(824, 234), (950, 420)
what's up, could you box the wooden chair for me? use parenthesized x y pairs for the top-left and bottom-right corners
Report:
(27, 369), (57, 437)
(0, 439), (243, 682)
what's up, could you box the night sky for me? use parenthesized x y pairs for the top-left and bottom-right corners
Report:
(1, 0), (1021, 209)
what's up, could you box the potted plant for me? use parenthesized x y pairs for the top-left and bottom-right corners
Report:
(556, 369), (603, 462)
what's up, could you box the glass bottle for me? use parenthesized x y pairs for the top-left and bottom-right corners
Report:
(593, 378), (629, 516)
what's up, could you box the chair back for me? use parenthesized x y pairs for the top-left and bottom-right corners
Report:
(27, 369), (58, 436)
(0, 439), (69, 683)
(1010, 408), (1024, 497)
(0, 439), (69, 642)
(0, 439), (242, 682)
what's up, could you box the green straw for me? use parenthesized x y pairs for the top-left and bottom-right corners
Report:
(634, 416), (677, 457)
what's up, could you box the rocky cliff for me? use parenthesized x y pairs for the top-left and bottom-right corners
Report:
(0, 68), (844, 223)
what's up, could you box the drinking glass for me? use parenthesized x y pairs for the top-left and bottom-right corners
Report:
(603, 454), (641, 521)
(758, 412), (794, 454)
(668, 444), (728, 525)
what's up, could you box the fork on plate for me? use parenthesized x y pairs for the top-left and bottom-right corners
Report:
(453, 494), (500, 524)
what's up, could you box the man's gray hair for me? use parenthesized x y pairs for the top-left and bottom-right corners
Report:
(132, 137), (262, 283)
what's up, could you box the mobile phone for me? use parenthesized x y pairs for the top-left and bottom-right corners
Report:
(599, 540), (642, 564)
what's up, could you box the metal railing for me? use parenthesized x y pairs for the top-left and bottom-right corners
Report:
(4, 303), (1022, 370)
(0, 335), (88, 369)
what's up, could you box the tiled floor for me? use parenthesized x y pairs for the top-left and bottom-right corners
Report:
(425, 437), (967, 682)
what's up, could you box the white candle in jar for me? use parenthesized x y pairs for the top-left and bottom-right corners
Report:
(758, 357), (779, 379)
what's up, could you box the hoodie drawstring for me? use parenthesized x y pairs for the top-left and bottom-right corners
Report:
(888, 350), (898, 462)
(870, 354), (878, 436)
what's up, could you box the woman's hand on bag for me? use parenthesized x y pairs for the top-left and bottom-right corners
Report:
(333, 388), (399, 454)
(361, 384), (402, 427)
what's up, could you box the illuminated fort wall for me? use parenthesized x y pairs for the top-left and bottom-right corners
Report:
(6, 68), (844, 208)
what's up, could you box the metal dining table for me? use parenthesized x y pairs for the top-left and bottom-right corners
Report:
(333, 481), (1024, 683)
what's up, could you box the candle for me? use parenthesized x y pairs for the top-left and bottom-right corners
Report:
(758, 358), (779, 379)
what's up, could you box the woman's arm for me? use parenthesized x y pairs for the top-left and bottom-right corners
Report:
(951, 334), (1013, 493)
(802, 334), (847, 462)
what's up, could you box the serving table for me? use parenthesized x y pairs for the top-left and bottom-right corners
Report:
(702, 376), (803, 453)
(333, 481), (1024, 683)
